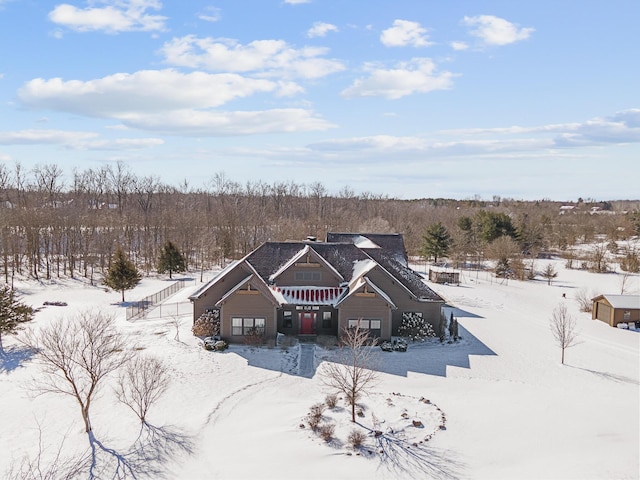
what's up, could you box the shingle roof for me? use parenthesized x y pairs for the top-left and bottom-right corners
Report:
(245, 241), (370, 284)
(244, 238), (443, 303)
(326, 232), (408, 265)
(363, 247), (443, 302)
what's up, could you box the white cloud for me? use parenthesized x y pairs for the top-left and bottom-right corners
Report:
(49, 0), (166, 33)
(307, 22), (338, 38)
(115, 108), (335, 136)
(462, 15), (534, 46)
(292, 109), (640, 166)
(380, 19), (432, 47)
(17, 69), (334, 136)
(198, 6), (221, 23)
(0, 129), (97, 145)
(19, 69), (277, 115)
(341, 58), (455, 99)
(284, 0), (311, 4)
(450, 41), (468, 51)
(160, 36), (345, 79)
(439, 110), (640, 147)
(0, 129), (162, 150)
(81, 137), (164, 150)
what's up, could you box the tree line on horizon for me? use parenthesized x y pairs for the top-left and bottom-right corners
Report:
(1, 161), (639, 284)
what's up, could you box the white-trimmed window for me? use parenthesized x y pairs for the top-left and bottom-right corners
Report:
(232, 317), (266, 336)
(347, 318), (382, 337)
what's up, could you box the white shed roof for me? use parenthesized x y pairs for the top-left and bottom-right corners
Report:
(596, 295), (640, 310)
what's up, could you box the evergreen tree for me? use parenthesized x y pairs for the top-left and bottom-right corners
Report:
(0, 284), (34, 354)
(542, 263), (558, 285)
(475, 211), (517, 244)
(157, 241), (186, 279)
(104, 247), (141, 302)
(421, 222), (452, 263)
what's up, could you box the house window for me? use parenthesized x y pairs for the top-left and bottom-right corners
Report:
(283, 311), (293, 328)
(322, 311), (332, 328)
(294, 271), (321, 282)
(232, 317), (265, 336)
(347, 318), (382, 337)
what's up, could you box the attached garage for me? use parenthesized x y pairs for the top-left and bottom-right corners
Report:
(591, 294), (640, 327)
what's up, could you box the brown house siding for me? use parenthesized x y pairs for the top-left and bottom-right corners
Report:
(391, 301), (442, 335)
(275, 265), (342, 287)
(219, 290), (277, 342)
(338, 294), (392, 340)
(365, 268), (443, 335)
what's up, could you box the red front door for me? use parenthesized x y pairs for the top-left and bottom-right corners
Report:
(299, 312), (316, 334)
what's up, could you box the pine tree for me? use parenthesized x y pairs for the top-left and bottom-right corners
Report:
(542, 263), (558, 285)
(157, 241), (186, 279)
(0, 284), (34, 354)
(104, 247), (141, 302)
(421, 222), (452, 263)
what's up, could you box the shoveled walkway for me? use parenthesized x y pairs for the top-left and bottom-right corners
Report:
(297, 343), (316, 378)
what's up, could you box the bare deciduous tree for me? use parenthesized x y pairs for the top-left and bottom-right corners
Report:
(20, 310), (134, 434)
(320, 323), (379, 422)
(116, 355), (170, 426)
(575, 288), (594, 313)
(550, 303), (579, 365)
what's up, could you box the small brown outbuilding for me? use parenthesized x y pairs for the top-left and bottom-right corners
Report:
(591, 294), (640, 327)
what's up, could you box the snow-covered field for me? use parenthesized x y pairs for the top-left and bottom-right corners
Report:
(1, 258), (638, 479)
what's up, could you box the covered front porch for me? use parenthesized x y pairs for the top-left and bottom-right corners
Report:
(272, 285), (346, 339)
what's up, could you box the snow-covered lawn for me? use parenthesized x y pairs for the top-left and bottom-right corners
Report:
(1, 259), (638, 479)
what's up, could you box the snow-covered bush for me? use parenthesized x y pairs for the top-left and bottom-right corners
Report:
(398, 312), (436, 342)
(192, 310), (220, 337)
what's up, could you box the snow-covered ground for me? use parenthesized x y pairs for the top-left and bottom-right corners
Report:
(1, 258), (638, 479)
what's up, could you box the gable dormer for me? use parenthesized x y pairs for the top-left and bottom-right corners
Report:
(269, 244), (343, 287)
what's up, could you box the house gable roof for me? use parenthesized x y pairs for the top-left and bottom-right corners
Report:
(189, 260), (242, 300)
(592, 294), (640, 310)
(246, 241), (370, 284)
(337, 275), (396, 309)
(268, 244), (344, 283)
(195, 234), (443, 306)
(216, 273), (279, 307)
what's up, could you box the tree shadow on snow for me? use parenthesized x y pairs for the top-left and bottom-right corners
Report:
(86, 422), (195, 479)
(0, 345), (36, 374)
(371, 426), (463, 479)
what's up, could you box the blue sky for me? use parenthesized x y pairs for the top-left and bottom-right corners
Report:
(0, 0), (638, 200)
